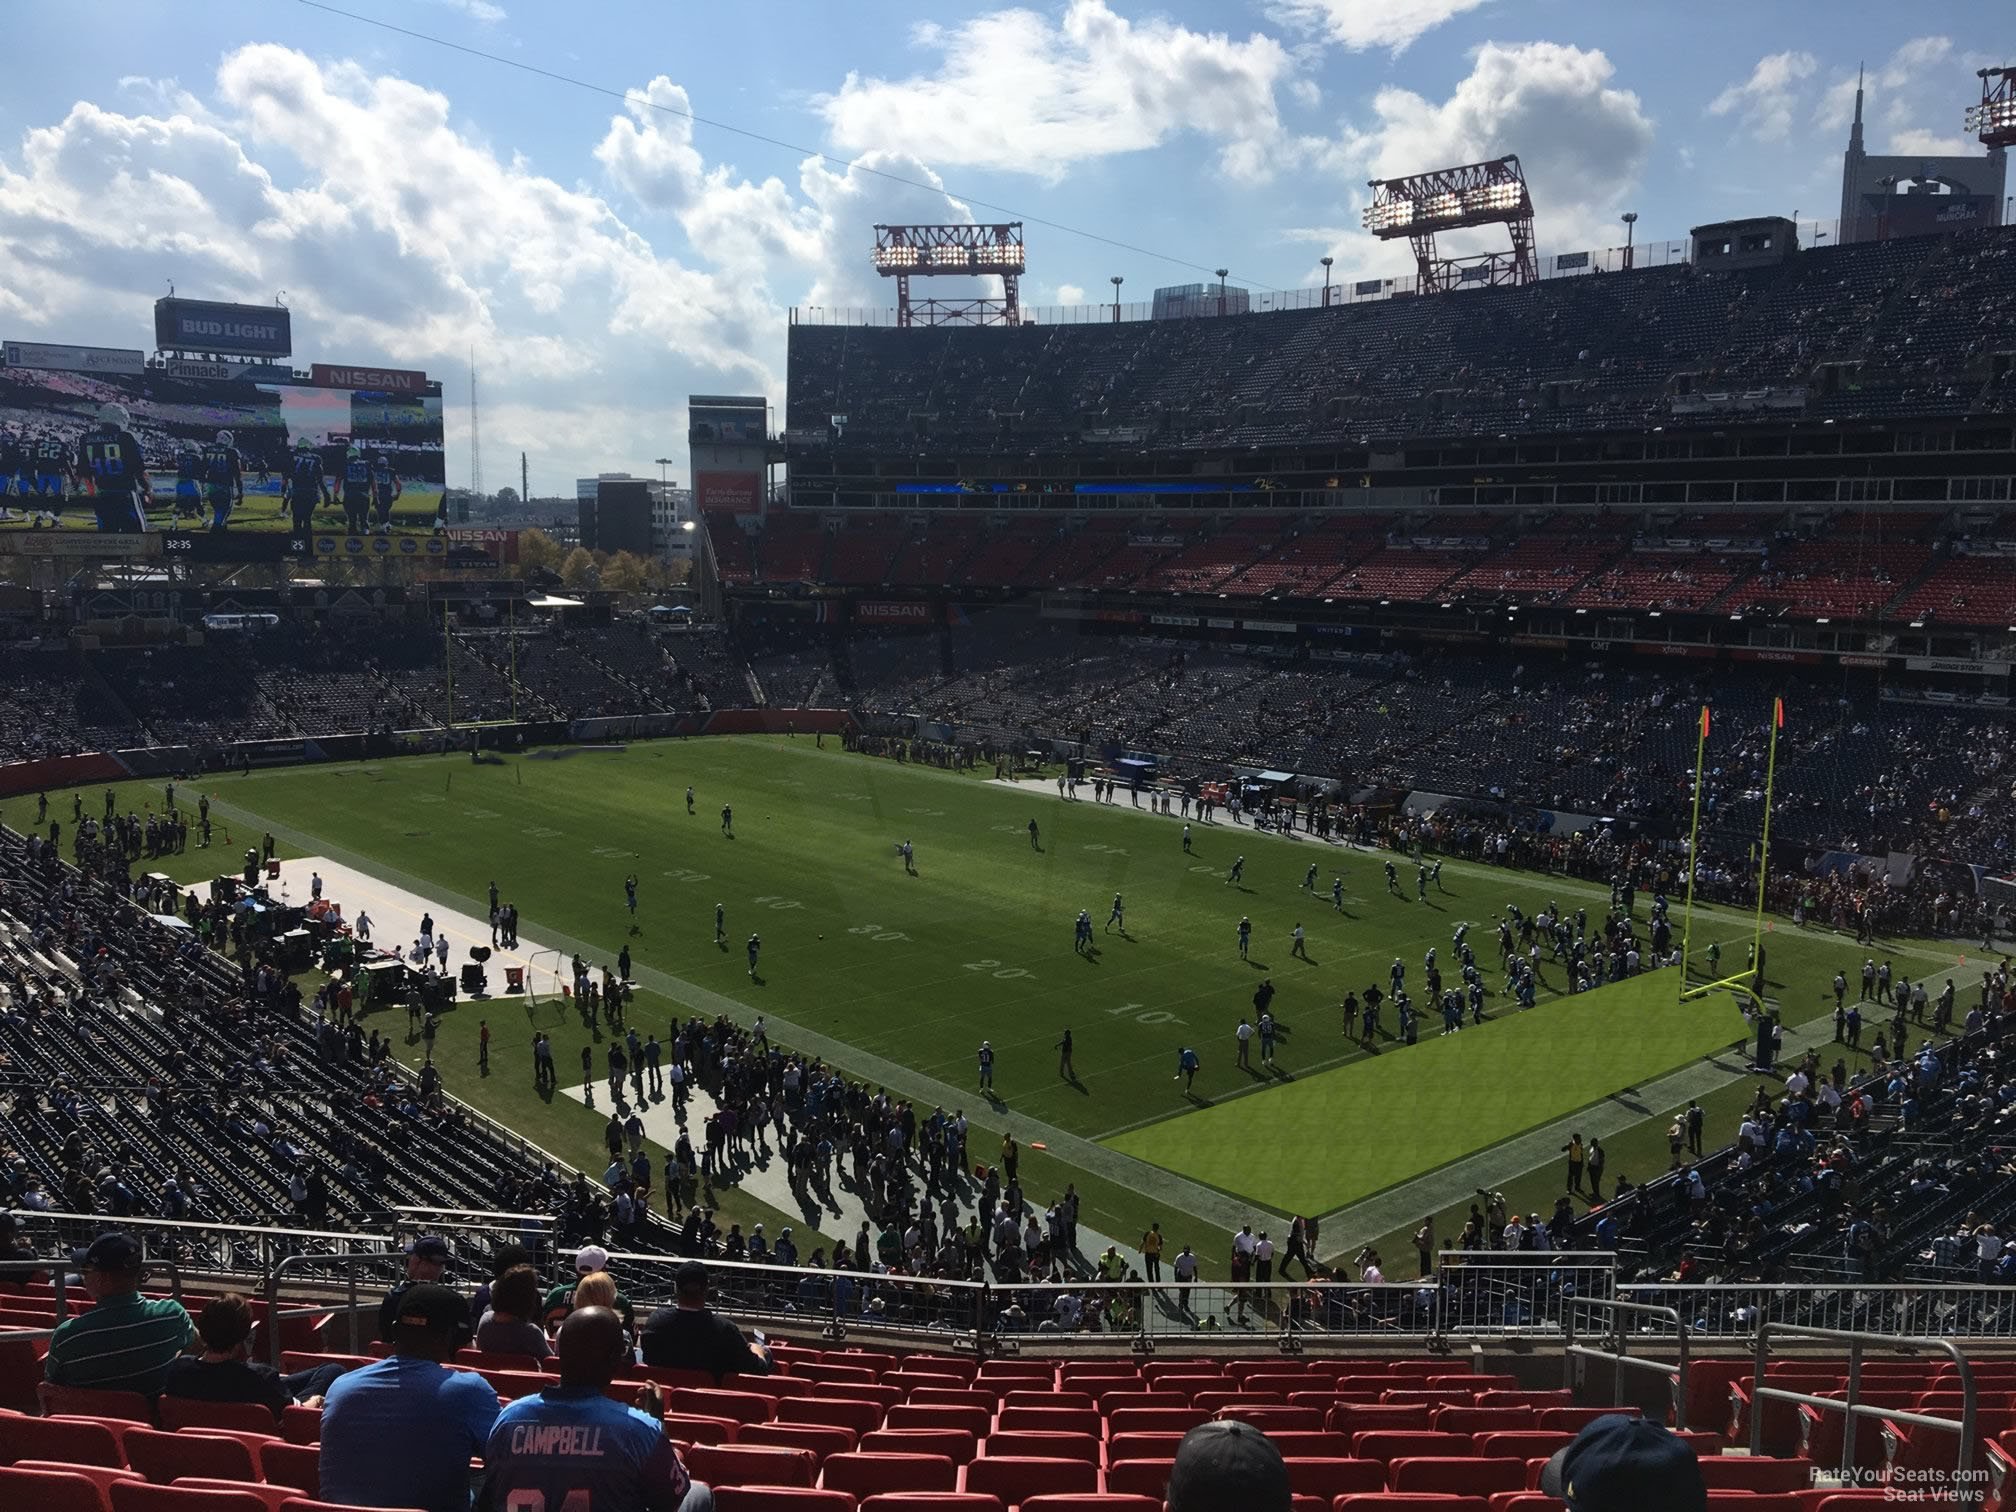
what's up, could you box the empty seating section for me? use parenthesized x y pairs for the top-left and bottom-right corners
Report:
(9, 1349), (1998, 1511)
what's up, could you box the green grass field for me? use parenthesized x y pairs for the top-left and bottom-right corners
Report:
(27, 737), (1962, 1267)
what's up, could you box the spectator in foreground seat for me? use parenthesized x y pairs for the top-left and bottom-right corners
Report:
(480, 1306), (712, 1512)
(161, 1292), (347, 1418)
(377, 1233), (452, 1342)
(44, 1231), (194, 1396)
(1166, 1419), (1290, 1512)
(1541, 1414), (1706, 1512)
(639, 1260), (772, 1380)
(321, 1282), (500, 1512)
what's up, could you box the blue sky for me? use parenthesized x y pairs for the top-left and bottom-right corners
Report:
(0, 0), (2000, 492)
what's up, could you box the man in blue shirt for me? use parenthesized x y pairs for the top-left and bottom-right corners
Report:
(320, 1283), (499, 1512)
(481, 1306), (710, 1512)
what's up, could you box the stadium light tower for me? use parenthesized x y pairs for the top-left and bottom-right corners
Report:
(1362, 154), (1539, 294)
(1968, 66), (2016, 154)
(1621, 211), (1638, 270)
(872, 223), (1025, 327)
(1320, 254), (1334, 308)
(1109, 274), (1124, 323)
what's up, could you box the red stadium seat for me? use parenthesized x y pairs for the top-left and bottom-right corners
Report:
(1022, 1498), (1161, 1512)
(1219, 1407), (1325, 1432)
(276, 1408), (321, 1447)
(0, 1414), (126, 1467)
(0, 1463), (139, 1512)
(156, 1402), (281, 1435)
(123, 1428), (261, 1487)
(1103, 1460), (1176, 1498)
(1283, 1459), (1388, 1498)
(1696, 1459), (1813, 1493)
(1104, 1434), (1188, 1468)
(17, 1461), (150, 1506)
(886, 1406), (993, 1439)
(1333, 1407), (1436, 1436)
(744, 1424), (860, 1466)
(169, 1483), (295, 1512)
(996, 1409), (1101, 1438)
(1488, 1495), (1563, 1512)
(1105, 1409), (1208, 1439)
(715, 1490), (861, 1512)
(1388, 1459), (1525, 1497)
(784, 1398), (886, 1437)
(672, 1389), (783, 1425)
(1473, 1434), (1572, 1463)
(964, 1456), (1101, 1504)
(1435, 1410), (1536, 1436)
(1351, 1433), (1474, 1465)
(109, 1486), (274, 1512)
(39, 1385), (156, 1423)
(1005, 1392), (1096, 1412)
(1264, 1433), (1355, 1461)
(1334, 1496), (1492, 1512)
(858, 1496), (1006, 1512)
(908, 1392), (998, 1413)
(1534, 1409), (1637, 1434)
(980, 1433), (1100, 1465)
(667, 1414), (746, 1447)
(859, 1430), (980, 1467)
(814, 1384), (903, 1412)
(252, 1443), (319, 1497)
(821, 1454), (960, 1496)
(688, 1444), (820, 1489)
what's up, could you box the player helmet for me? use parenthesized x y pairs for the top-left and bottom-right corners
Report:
(294, 435), (314, 449)
(216, 430), (234, 446)
(346, 445), (361, 458)
(98, 403), (130, 428)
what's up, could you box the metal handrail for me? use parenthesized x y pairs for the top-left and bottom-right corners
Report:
(1751, 1322), (1976, 1503)
(1563, 1297), (1691, 1429)
(263, 1250), (396, 1367)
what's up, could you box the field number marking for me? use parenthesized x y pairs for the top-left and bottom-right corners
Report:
(661, 868), (710, 883)
(903, 807), (945, 817)
(588, 845), (637, 858)
(754, 894), (804, 911)
(463, 808), (500, 820)
(1082, 843), (1128, 856)
(963, 958), (1034, 980)
(1105, 1001), (1186, 1026)
(847, 923), (911, 943)
(522, 825), (563, 839)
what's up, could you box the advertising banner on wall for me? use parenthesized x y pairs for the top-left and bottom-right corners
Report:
(154, 298), (293, 359)
(694, 469), (762, 512)
(3, 341), (146, 375)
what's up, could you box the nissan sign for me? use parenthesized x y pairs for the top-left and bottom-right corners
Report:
(154, 297), (293, 360)
(855, 601), (933, 622)
(311, 362), (429, 392)
(3, 340), (146, 375)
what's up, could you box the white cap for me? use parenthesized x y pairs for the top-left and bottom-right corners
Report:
(574, 1244), (611, 1274)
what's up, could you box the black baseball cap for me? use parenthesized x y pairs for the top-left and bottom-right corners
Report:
(1540, 1414), (1706, 1512)
(404, 1235), (451, 1261)
(675, 1261), (710, 1291)
(394, 1282), (470, 1334)
(1166, 1419), (1290, 1512)
(71, 1232), (143, 1271)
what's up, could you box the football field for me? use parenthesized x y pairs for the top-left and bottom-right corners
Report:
(37, 737), (1948, 1265)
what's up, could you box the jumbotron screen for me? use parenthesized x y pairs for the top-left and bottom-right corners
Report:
(0, 364), (445, 535)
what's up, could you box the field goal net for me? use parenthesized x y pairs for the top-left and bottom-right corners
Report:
(524, 948), (567, 1012)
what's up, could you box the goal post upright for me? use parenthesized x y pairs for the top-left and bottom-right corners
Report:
(1680, 699), (1782, 1012)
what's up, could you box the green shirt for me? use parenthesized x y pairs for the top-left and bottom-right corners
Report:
(45, 1291), (195, 1395)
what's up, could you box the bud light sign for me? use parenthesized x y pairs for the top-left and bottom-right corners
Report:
(154, 297), (294, 360)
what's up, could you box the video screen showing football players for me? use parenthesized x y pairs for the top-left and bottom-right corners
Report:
(0, 363), (444, 534)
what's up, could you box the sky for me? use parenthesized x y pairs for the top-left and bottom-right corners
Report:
(0, 0), (2003, 495)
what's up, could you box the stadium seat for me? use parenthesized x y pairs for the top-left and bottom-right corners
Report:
(667, 1414), (747, 1446)
(168, 1483), (295, 1512)
(821, 1453), (960, 1496)
(996, 1409), (1101, 1438)
(859, 1430), (980, 1467)
(1021, 1498), (1161, 1512)
(858, 1496), (1006, 1512)
(1333, 1407), (1435, 1436)
(276, 1409), (321, 1447)
(674, 1389), (784, 1425)
(17, 1460), (150, 1506)
(743, 1423), (860, 1465)
(1695, 1459), (1813, 1493)
(1334, 1496), (1492, 1512)
(1103, 1434), (1188, 1468)
(1351, 1433), (1474, 1464)
(156, 1402), (281, 1436)
(39, 1385), (156, 1423)
(1006, 1392), (1096, 1412)
(979, 1432), (1100, 1465)
(0, 1463), (140, 1512)
(277, 1500), (426, 1512)
(109, 1486), (274, 1512)
(715, 1490), (861, 1512)
(123, 1428), (262, 1486)
(1103, 1460), (1175, 1498)
(1472, 1434), (1572, 1463)
(688, 1445), (820, 1489)
(1105, 1409), (1208, 1439)
(963, 1456), (1101, 1503)
(0, 1414), (126, 1467)
(1435, 1410), (1536, 1436)
(1487, 1495), (1562, 1512)
(1260, 1433), (1354, 1461)
(887, 1406), (993, 1439)
(1283, 1459), (1389, 1498)
(1220, 1407), (1326, 1433)
(814, 1384), (902, 1412)
(252, 1443), (318, 1497)
(784, 1398), (886, 1437)
(908, 1392), (998, 1413)
(1389, 1459), (1526, 1497)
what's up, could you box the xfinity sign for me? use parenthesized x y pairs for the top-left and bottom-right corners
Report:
(154, 296), (293, 360)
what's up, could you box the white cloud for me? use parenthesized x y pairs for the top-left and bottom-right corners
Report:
(1817, 35), (1957, 135)
(0, 44), (977, 487)
(1708, 51), (1816, 142)
(1056, 283), (1086, 305)
(817, 0), (1297, 179)
(1266, 0), (1488, 55)
(1888, 127), (1973, 158)
(1316, 40), (1655, 275)
(425, 0), (508, 22)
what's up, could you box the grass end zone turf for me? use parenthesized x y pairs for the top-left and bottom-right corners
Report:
(1104, 972), (1752, 1216)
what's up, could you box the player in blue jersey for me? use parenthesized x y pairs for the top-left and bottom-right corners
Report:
(200, 430), (243, 530)
(31, 430), (73, 503)
(284, 437), (330, 531)
(368, 448), (402, 533)
(339, 445), (372, 534)
(0, 427), (24, 497)
(76, 404), (152, 532)
(172, 437), (203, 521)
